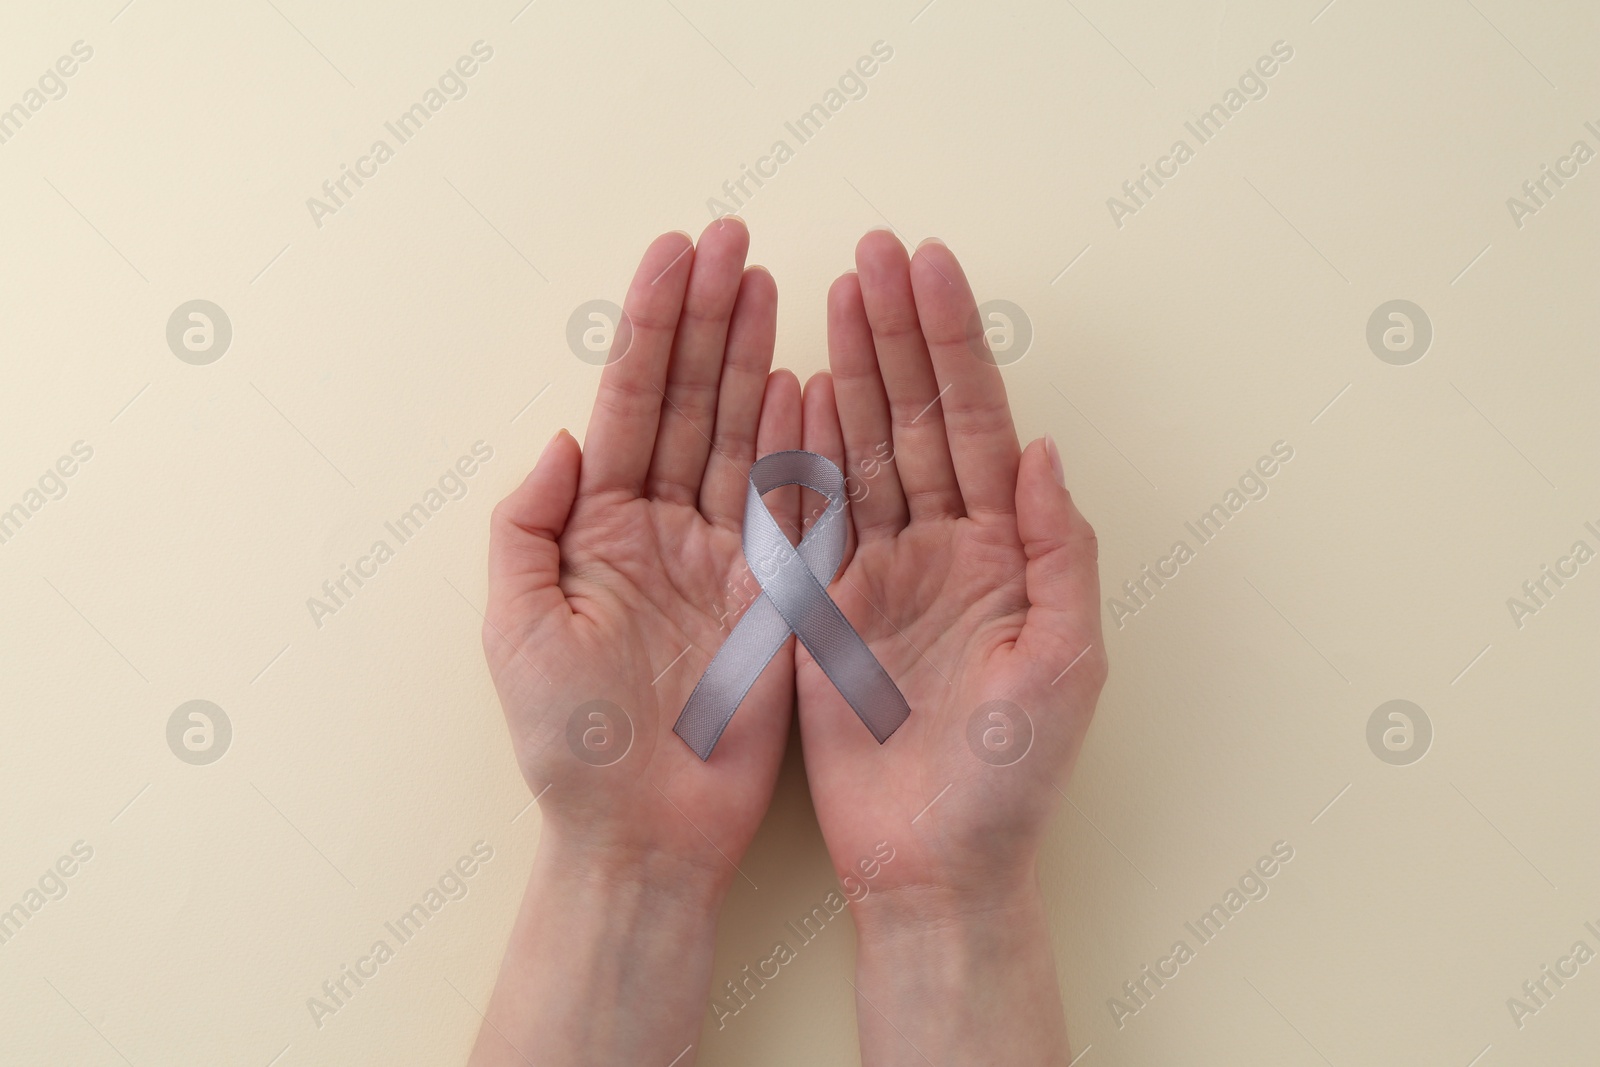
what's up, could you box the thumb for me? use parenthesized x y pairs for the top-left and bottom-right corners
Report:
(1013, 436), (1103, 669)
(487, 429), (581, 626)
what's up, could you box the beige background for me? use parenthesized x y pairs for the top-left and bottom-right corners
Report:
(2, 0), (1596, 1063)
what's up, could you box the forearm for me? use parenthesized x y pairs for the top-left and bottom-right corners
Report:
(470, 830), (728, 1066)
(850, 871), (1069, 1066)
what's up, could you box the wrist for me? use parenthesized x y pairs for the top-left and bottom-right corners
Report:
(531, 823), (734, 913)
(848, 866), (1068, 1064)
(475, 822), (730, 1065)
(851, 862), (1043, 942)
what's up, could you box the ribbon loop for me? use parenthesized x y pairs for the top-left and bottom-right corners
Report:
(673, 451), (911, 760)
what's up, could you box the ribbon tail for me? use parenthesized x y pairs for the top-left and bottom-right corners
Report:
(777, 583), (912, 745)
(671, 593), (792, 760)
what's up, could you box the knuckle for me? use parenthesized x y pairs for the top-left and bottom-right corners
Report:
(870, 306), (922, 341)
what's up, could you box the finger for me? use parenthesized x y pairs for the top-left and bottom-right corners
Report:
(800, 371), (858, 569)
(827, 269), (909, 538)
(854, 229), (963, 520)
(909, 239), (1022, 516)
(486, 430), (581, 640)
(756, 370), (803, 546)
(647, 217), (751, 505)
(700, 266), (778, 528)
(1013, 437), (1106, 689)
(577, 231), (695, 497)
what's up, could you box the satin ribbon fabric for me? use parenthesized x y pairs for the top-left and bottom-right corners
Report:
(673, 450), (911, 760)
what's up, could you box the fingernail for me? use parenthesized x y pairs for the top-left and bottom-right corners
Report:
(917, 236), (946, 250)
(1045, 435), (1065, 487)
(542, 429), (566, 459)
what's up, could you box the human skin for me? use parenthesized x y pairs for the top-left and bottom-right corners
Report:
(468, 218), (803, 1066)
(796, 231), (1107, 1066)
(468, 225), (1105, 1066)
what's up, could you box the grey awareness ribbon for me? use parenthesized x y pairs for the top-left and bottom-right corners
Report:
(673, 450), (911, 760)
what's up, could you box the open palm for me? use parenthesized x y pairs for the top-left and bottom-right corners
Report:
(483, 222), (800, 882)
(796, 232), (1107, 898)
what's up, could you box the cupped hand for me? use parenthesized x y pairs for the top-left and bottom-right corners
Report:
(483, 220), (800, 887)
(797, 231), (1107, 909)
